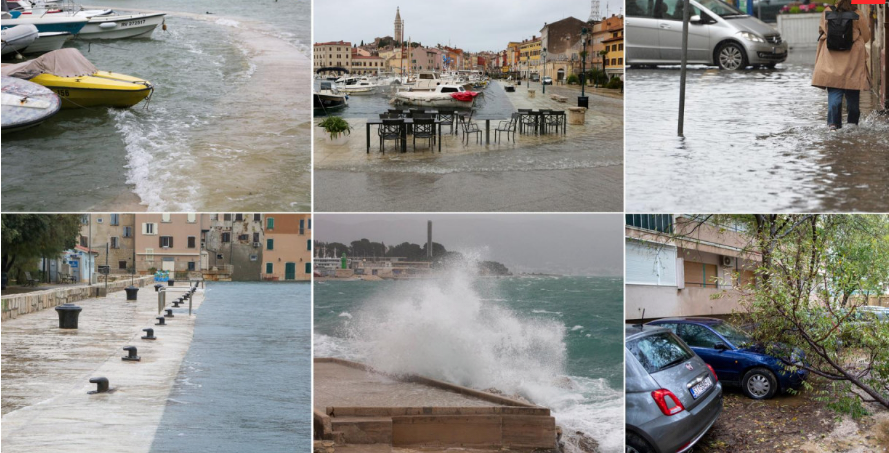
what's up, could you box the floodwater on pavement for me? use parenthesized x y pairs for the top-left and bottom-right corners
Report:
(149, 282), (311, 453)
(626, 51), (888, 212)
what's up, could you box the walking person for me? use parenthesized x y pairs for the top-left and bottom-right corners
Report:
(811, 0), (871, 131)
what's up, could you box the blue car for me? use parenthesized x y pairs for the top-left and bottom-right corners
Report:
(647, 317), (807, 400)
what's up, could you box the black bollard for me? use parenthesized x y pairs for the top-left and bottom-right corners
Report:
(155, 316), (166, 326)
(165, 308), (174, 318)
(125, 285), (139, 301)
(172, 299), (181, 308)
(154, 284), (164, 292)
(54, 304), (82, 329)
(141, 328), (156, 340)
(168, 279), (175, 287)
(121, 346), (140, 362)
(89, 377), (109, 394)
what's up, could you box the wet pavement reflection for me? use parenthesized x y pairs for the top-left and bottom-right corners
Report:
(626, 51), (888, 212)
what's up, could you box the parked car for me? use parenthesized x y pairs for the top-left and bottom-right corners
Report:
(626, 0), (788, 69)
(751, 0), (795, 23)
(648, 317), (807, 400)
(542, 76), (553, 85)
(626, 324), (723, 453)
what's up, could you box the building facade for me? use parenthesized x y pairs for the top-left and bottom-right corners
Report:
(313, 41), (352, 72)
(625, 215), (760, 321)
(590, 15), (624, 79)
(78, 213), (137, 275)
(519, 37), (542, 80)
(134, 213), (203, 277)
(262, 214), (312, 281)
(203, 213), (265, 281)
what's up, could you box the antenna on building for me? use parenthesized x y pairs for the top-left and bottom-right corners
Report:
(589, 0), (600, 22)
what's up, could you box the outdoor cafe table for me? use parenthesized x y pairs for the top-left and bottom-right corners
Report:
(366, 118), (448, 153)
(517, 110), (567, 135)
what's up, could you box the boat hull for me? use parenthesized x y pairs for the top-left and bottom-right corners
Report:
(21, 31), (70, 54)
(77, 13), (165, 40)
(0, 24), (38, 55)
(393, 93), (474, 108)
(1, 16), (87, 35)
(1, 75), (61, 132)
(29, 70), (152, 108)
(314, 93), (347, 112)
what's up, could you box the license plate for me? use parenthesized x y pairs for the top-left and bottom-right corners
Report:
(689, 376), (712, 399)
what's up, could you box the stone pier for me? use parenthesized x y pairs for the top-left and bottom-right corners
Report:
(1, 282), (205, 453)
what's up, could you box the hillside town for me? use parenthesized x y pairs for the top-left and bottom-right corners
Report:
(314, 5), (624, 84)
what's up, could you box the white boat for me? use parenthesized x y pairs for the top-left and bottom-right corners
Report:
(335, 76), (378, 94)
(400, 71), (444, 91)
(394, 84), (480, 108)
(1, 74), (61, 132)
(21, 30), (68, 54)
(314, 81), (348, 113)
(77, 12), (166, 40)
(1, 9), (88, 35)
(0, 22), (37, 54)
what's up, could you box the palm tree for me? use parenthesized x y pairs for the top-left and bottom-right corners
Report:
(598, 49), (609, 88)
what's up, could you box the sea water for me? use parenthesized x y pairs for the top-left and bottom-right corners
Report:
(314, 270), (624, 453)
(1, 0), (311, 212)
(149, 282), (311, 453)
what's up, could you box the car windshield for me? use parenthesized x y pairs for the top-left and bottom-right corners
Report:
(696, 0), (746, 17)
(627, 332), (695, 374)
(711, 322), (753, 347)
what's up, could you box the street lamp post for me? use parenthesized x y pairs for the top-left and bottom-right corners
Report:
(579, 27), (589, 108)
(541, 47), (547, 95)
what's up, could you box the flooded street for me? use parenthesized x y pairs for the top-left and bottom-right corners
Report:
(626, 51), (889, 212)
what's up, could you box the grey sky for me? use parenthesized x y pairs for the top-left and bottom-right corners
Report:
(314, 214), (623, 277)
(314, 0), (606, 52)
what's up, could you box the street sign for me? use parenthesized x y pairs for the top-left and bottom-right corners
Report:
(98, 265), (110, 275)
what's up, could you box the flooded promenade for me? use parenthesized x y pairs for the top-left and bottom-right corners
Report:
(626, 50), (889, 212)
(2, 282), (204, 453)
(314, 82), (623, 212)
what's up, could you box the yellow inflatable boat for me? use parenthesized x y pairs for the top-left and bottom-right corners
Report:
(0, 48), (152, 109)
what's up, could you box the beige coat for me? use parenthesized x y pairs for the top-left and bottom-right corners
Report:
(811, 9), (871, 91)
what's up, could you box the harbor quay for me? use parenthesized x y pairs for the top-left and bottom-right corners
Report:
(314, 358), (559, 453)
(1, 281), (204, 453)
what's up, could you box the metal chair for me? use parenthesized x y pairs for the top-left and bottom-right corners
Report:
(387, 109), (405, 118)
(460, 115), (482, 145)
(378, 119), (403, 153)
(437, 109), (457, 134)
(495, 113), (519, 143)
(518, 109), (536, 134)
(412, 118), (436, 151)
(544, 110), (566, 134)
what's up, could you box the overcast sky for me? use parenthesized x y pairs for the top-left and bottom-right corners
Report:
(314, 214), (623, 276)
(314, 0), (606, 52)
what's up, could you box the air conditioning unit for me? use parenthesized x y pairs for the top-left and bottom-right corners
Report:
(253, 242), (260, 248)
(721, 256), (734, 267)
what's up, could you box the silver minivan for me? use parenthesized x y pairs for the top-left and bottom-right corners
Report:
(626, 0), (789, 69)
(626, 325), (723, 453)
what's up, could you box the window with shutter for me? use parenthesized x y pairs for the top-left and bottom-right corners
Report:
(118, 260), (127, 270)
(267, 239), (274, 250)
(267, 217), (274, 230)
(187, 213), (196, 223)
(162, 213), (171, 223)
(235, 214), (243, 221)
(188, 236), (196, 249)
(266, 263), (273, 274)
(307, 240), (311, 251)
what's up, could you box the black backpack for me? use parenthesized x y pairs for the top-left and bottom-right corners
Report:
(824, 6), (858, 51)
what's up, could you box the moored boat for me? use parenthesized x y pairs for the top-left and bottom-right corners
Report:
(77, 12), (166, 40)
(21, 30), (69, 54)
(1, 3), (88, 35)
(314, 80), (347, 113)
(1, 48), (153, 108)
(1, 74), (61, 131)
(0, 22), (37, 54)
(394, 84), (479, 108)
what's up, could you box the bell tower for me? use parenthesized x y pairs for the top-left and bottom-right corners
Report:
(394, 7), (404, 47)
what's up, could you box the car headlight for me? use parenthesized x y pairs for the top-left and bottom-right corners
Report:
(738, 32), (765, 43)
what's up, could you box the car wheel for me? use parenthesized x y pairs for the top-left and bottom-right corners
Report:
(716, 42), (748, 70)
(626, 432), (655, 453)
(742, 367), (778, 399)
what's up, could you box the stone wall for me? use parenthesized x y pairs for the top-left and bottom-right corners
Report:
(1, 276), (155, 321)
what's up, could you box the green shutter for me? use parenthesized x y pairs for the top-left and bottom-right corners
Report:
(267, 217), (274, 230)
(305, 262), (312, 274)
(307, 239), (312, 251)
(267, 239), (274, 250)
(266, 262), (273, 274)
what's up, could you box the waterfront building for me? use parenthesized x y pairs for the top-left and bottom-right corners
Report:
(262, 214), (312, 281)
(203, 214), (264, 281)
(518, 37), (542, 80)
(539, 17), (588, 83)
(625, 215), (760, 321)
(350, 49), (386, 75)
(313, 41), (353, 73)
(589, 15), (624, 79)
(134, 214), (203, 277)
(601, 23), (624, 80)
(78, 213), (137, 275)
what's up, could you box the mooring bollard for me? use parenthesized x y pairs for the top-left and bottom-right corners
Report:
(165, 308), (174, 318)
(172, 299), (181, 308)
(155, 316), (166, 326)
(142, 328), (156, 340)
(168, 279), (175, 287)
(54, 303), (83, 329)
(154, 284), (163, 292)
(125, 285), (139, 301)
(89, 377), (109, 394)
(121, 346), (140, 362)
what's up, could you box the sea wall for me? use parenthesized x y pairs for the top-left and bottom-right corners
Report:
(1, 276), (155, 321)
